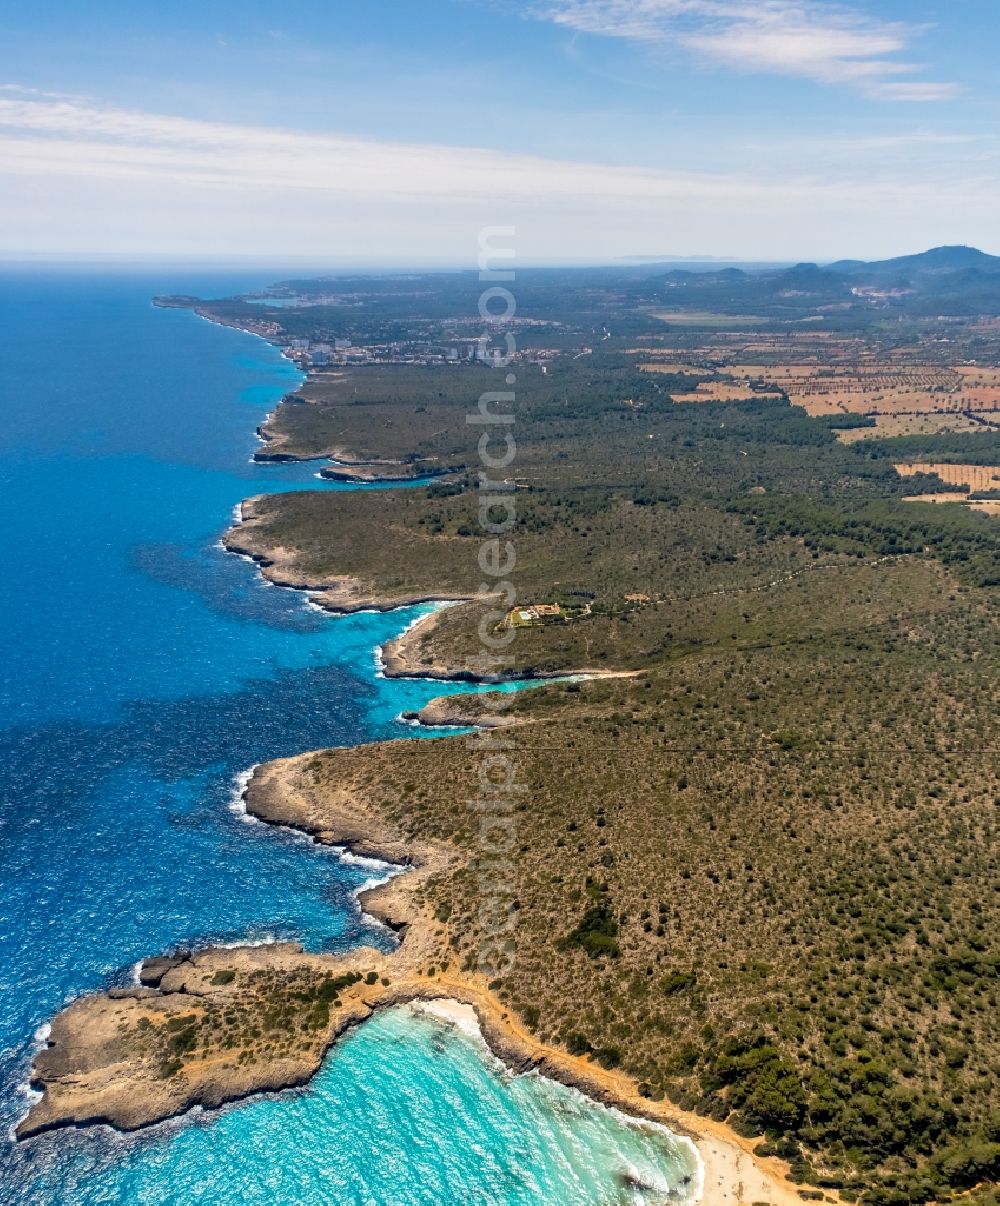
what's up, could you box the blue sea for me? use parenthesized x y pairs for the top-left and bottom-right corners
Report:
(0, 269), (700, 1204)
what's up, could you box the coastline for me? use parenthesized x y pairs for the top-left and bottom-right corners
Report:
(226, 503), (648, 688)
(18, 752), (807, 1205)
(160, 298), (465, 484)
(223, 494), (650, 683)
(42, 261), (997, 1206)
(223, 497), (474, 616)
(250, 389), (454, 483)
(246, 756), (810, 1206)
(376, 604), (645, 683)
(15, 298), (811, 1202)
(253, 419), (440, 482)
(160, 301), (413, 481)
(224, 503), (623, 681)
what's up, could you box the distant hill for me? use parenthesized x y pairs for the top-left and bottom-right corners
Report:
(827, 245), (1000, 278)
(825, 246), (1000, 316)
(656, 246), (1000, 320)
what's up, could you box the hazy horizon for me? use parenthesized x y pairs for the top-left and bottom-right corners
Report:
(1, 244), (996, 275)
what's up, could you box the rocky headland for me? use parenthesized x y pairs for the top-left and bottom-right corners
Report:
(18, 753), (806, 1206)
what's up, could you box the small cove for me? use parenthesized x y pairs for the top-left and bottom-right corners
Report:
(0, 269), (700, 1204)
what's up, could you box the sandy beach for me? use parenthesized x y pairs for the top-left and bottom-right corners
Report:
(20, 750), (813, 1204)
(403, 987), (810, 1206)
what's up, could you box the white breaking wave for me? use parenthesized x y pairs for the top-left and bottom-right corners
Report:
(216, 934), (279, 950)
(9, 1023), (51, 1140)
(373, 600), (462, 680)
(227, 765), (259, 825)
(337, 848), (395, 873)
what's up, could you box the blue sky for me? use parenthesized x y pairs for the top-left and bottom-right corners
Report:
(2, 0), (998, 262)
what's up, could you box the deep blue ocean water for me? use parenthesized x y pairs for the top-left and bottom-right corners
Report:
(0, 269), (700, 1204)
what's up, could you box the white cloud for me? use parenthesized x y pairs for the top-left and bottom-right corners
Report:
(528, 0), (957, 99)
(0, 93), (865, 202)
(874, 81), (959, 103)
(0, 82), (90, 101)
(0, 92), (992, 260)
(0, 91), (971, 210)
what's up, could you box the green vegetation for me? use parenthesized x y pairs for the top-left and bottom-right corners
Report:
(823, 414), (878, 431)
(128, 965), (376, 1085)
(300, 615), (1000, 1203)
(732, 493), (1000, 586)
(197, 269), (1000, 1202)
(855, 431), (1000, 465)
(560, 882), (621, 958)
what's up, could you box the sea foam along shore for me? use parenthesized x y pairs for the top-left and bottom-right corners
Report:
(240, 754), (809, 1206)
(373, 600), (462, 679)
(208, 358), (810, 1202)
(227, 765), (402, 923)
(18, 309), (806, 1203)
(388, 991), (803, 1206)
(221, 496), (474, 620)
(409, 997), (705, 1203)
(17, 744), (807, 1205)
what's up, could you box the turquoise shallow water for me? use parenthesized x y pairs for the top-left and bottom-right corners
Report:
(0, 269), (700, 1204)
(13, 1008), (700, 1206)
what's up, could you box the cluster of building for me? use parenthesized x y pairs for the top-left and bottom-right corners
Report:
(282, 337), (563, 371)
